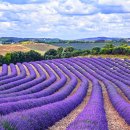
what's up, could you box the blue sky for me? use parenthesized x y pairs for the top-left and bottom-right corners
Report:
(0, 0), (130, 39)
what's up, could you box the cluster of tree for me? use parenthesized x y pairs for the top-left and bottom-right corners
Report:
(0, 50), (43, 65)
(87, 43), (130, 55)
(44, 43), (130, 60)
(44, 46), (90, 60)
(97, 43), (130, 55)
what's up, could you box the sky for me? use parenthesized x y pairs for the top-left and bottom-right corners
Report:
(0, 0), (130, 39)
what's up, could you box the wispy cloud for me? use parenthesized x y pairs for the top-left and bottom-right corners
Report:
(0, 0), (130, 39)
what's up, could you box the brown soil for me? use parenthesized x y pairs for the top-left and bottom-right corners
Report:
(15, 65), (20, 75)
(69, 79), (81, 96)
(112, 82), (130, 103)
(8, 65), (11, 74)
(100, 82), (130, 130)
(51, 62), (82, 97)
(23, 64), (30, 76)
(30, 64), (40, 78)
(52, 63), (70, 84)
(23, 43), (59, 54)
(37, 63), (50, 79)
(50, 63), (71, 93)
(47, 80), (92, 130)
(0, 66), (2, 73)
(40, 63), (67, 94)
(0, 44), (30, 55)
(45, 63), (60, 80)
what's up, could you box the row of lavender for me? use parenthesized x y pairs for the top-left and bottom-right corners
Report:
(67, 58), (130, 129)
(0, 59), (88, 130)
(0, 57), (129, 130)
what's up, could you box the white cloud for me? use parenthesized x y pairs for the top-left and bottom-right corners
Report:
(0, 21), (14, 29)
(0, 0), (130, 39)
(98, 0), (127, 5)
(56, 0), (98, 15)
(0, 11), (3, 17)
(98, 0), (130, 12)
(37, 27), (52, 32)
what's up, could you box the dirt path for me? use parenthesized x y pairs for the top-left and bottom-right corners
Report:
(52, 62), (82, 97)
(100, 82), (130, 130)
(0, 66), (2, 73)
(69, 79), (81, 96)
(112, 82), (130, 103)
(37, 63), (50, 79)
(23, 65), (30, 76)
(15, 65), (20, 75)
(8, 65), (11, 75)
(30, 64), (40, 78)
(45, 63), (60, 80)
(52, 63), (70, 85)
(47, 80), (92, 130)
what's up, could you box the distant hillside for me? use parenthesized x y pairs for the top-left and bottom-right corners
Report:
(78, 37), (123, 41)
(0, 37), (130, 44)
(0, 37), (61, 44)
(0, 43), (59, 55)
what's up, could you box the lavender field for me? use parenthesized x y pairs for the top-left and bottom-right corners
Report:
(0, 57), (129, 130)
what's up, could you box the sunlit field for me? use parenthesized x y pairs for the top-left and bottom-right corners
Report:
(0, 57), (129, 130)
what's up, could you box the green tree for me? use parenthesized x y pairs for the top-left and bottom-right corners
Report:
(82, 49), (91, 55)
(25, 50), (43, 61)
(64, 46), (74, 52)
(72, 50), (83, 57)
(44, 49), (57, 56)
(44, 49), (57, 60)
(10, 52), (26, 63)
(0, 55), (4, 65)
(112, 47), (123, 54)
(91, 47), (101, 55)
(103, 43), (115, 49)
(120, 43), (128, 47)
(62, 52), (72, 58)
(4, 53), (11, 64)
(57, 47), (63, 58)
(100, 48), (113, 54)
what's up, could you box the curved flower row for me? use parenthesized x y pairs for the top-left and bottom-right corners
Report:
(0, 63), (17, 81)
(92, 58), (130, 81)
(97, 58), (130, 79)
(0, 62), (57, 103)
(79, 58), (130, 100)
(71, 58), (130, 125)
(0, 57), (129, 130)
(0, 63), (26, 86)
(90, 58), (130, 85)
(61, 59), (108, 130)
(0, 64), (8, 77)
(0, 63), (36, 92)
(0, 59), (88, 130)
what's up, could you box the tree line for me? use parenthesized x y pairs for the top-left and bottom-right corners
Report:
(0, 43), (130, 65)
(44, 43), (130, 60)
(0, 50), (43, 66)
